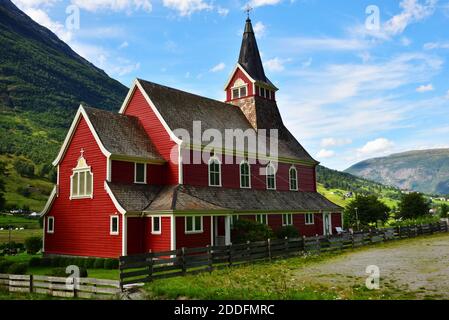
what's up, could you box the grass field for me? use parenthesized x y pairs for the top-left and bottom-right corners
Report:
(0, 214), (40, 228)
(0, 229), (41, 243)
(143, 233), (449, 300)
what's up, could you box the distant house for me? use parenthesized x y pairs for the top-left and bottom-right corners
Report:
(40, 18), (342, 258)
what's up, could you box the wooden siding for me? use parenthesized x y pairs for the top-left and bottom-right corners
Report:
(182, 149), (316, 192)
(176, 216), (212, 249)
(122, 87), (179, 184)
(226, 67), (254, 102)
(45, 117), (122, 258)
(144, 216), (172, 252)
(111, 160), (163, 185)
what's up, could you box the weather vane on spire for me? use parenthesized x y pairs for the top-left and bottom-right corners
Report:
(245, 3), (253, 19)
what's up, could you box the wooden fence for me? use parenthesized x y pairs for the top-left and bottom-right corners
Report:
(119, 221), (449, 289)
(0, 274), (120, 299)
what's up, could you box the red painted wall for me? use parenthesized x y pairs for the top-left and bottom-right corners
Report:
(122, 87), (179, 185)
(226, 68), (253, 102)
(182, 149), (316, 192)
(45, 117), (122, 258)
(176, 216), (212, 249)
(127, 217), (144, 255)
(144, 217), (172, 252)
(111, 160), (164, 185)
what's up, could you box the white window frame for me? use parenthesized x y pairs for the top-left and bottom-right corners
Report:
(208, 157), (222, 187)
(239, 160), (251, 189)
(305, 213), (315, 225)
(110, 216), (119, 235)
(47, 216), (55, 234)
(152, 216), (162, 235)
(70, 169), (94, 200)
(185, 216), (203, 234)
(289, 166), (298, 191)
(282, 214), (293, 226)
(134, 162), (147, 184)
(266, 163), (277, 190)
(231, 79), (248, 99)
(256, 214), (268, 225)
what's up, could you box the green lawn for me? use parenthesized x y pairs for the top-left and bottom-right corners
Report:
(0, 229), (42, 243)
(0, 214), (40, 229)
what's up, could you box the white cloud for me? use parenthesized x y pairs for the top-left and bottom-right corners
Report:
(249, 0), (282, 8)
(357, 138), (394, 157)
(216, 6), (229, 16)
(416, 83), (434, 92)
(118, 41), (129, 49)
(401, 37), (412, 46)
(264, 57), (288, 72)
(253, 21), (266, 38)
(384, 0), (436, 36)
(162, 0), (212, 16)
(279, 37), (369, 52)
(316, 149), (336, 159)
(21, 7), (73, 42)
(71, 0), (152, 13)
(424, 42), (449, 50)
(210, 62), (225, 72)
(321, 138), (352, 148)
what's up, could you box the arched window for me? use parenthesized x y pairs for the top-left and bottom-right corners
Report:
(240, 160), (251, 188)
(289, 166), (298, 191)
(208, 157), (222, 187)
(266, 162), (276, 190)
(70, 151), (93, 199)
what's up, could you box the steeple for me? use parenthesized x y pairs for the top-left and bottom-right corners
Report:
(238, 17), (269, 84)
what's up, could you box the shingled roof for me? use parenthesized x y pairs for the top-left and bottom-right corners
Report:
(238, 18), (275, 88)
(83, 106), (163, 161)
(137, 79), (317, 163)
(106, 182), (342, 213)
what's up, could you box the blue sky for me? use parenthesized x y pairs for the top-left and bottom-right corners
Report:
(12, 0), (449, 170)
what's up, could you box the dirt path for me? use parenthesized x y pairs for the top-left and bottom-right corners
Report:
(294, 233), (449, 299)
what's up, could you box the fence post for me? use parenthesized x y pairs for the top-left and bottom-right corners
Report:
(148, 251), (154, 282)
(246, 241), (251, 263)
(302, 235), (306, 253)
(228, 243), (233, 267)
(284, 237), (289, 256)
(446, 221), (449, 233)
(29, 274), (33, 294)
(315, 234), (320, 254)
(267, 238), (272, 261)
(181, 247), (187, 275)
(207, 245), (213, 273)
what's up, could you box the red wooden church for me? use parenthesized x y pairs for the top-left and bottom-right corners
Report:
(41, 18), (342, 258)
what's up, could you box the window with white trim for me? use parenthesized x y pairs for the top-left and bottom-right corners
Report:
(305, 213), (315, 225)
(289, 167), (298, 191)
(110, 216), (119, 235)
(208, 157), (221, 187)
(134, 163), (147, 184)
(256, 214), (268, 225)
(231, 215), (239, 229)
(282, 214), (293, 226)
(231, 79), (248, 99)
(266, 163), (276, 190)
(240, 161), (251, 188)
(185, 216), (203, 233)
(47, 216), (54, 234)
(152, 216), (161, 234)
(70, 153), (93, 199)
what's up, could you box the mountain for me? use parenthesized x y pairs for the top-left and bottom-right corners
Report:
(345, 149), (449, 195)
(0, 0), (127, 210)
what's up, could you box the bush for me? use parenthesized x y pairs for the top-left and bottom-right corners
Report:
(49, 267), (88, 278)
(397, 192), (431, 219)
(7, 263), (28, 275)
(40, 257), (52, 267)
(83, 258), (95, 269)
(24, 236), (42, 254)
(275, 225), (300, 239)
(50, 257), (62, 267)
(93, 258), (105, 269)
(231, 219), (274, 244)
(0, 260), (14, 273)
(103, 259), (119, 269)
(28, 257), (42, 267)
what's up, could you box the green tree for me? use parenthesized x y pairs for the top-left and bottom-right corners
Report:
(344, 195), (390, 229)
(397, 192), (430, 219)
(14, 159), (35, 177)
(231, 219), (274, 244)
(439, 203), (449, 218)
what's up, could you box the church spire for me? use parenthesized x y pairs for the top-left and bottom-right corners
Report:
(238, 17), (269, 84)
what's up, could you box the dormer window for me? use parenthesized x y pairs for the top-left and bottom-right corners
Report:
(70, 151), (93, 199)
(231, 78), (248, 99)
(134, 162), (147, 184)
(266, 162), (276, 190)
(208, 157), (222, 187)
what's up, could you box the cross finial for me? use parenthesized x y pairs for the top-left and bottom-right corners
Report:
(80, 148), (84, 157)
(245, 3), (252, 19)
